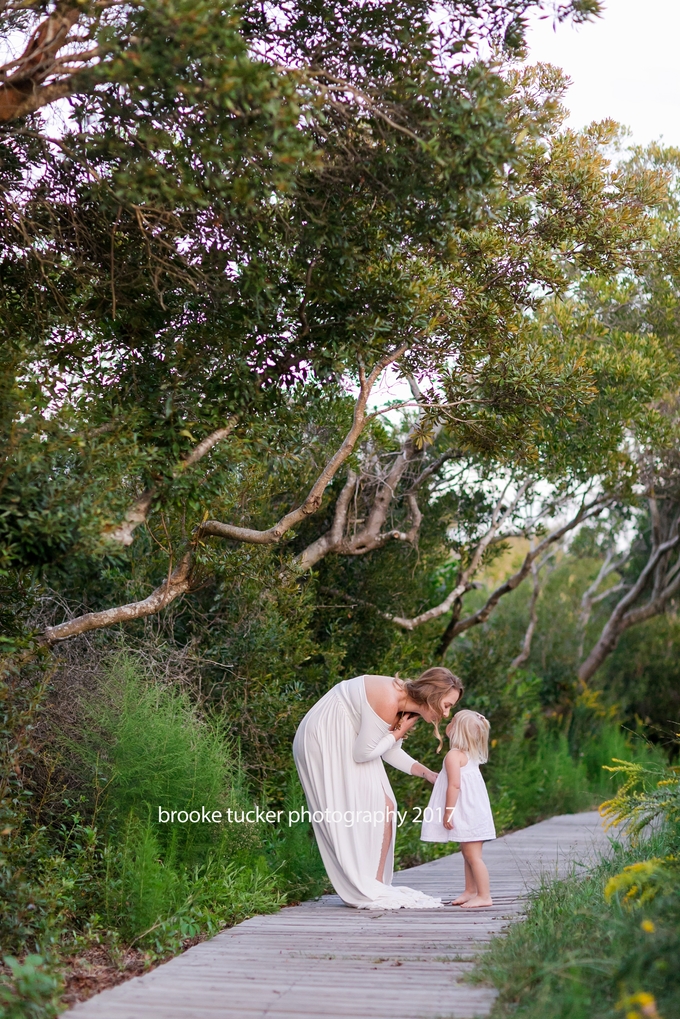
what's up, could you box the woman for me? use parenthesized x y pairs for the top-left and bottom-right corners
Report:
(293, 667), (463, 909)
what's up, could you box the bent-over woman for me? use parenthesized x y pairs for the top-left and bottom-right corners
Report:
(293, 667), (463, 909)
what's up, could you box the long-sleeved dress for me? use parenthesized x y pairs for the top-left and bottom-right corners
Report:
(293, 674), (442, 909)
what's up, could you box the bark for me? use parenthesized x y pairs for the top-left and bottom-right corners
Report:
(576, 548), (628, 659)
(295, 441), (426, 569)
(435, 594), (464, 659)
(0, 4), (82, 122)
(578, 526), (680, 683)
(508, 550), (555, 672)
(200, 347), (407, 547)
(103, 420), (238, 547)
(43, 553), (193, 644)
(104, 489), (155, 547)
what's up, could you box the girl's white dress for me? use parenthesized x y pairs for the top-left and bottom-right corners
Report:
(293, 674), (442, 910)
(420, 754), (496, 843)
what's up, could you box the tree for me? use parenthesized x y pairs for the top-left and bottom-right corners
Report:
(4, 1), (670, 653)
(563, 147), (680, 682)
(0, 0), (601, 124)
(578, 449), (680, 683)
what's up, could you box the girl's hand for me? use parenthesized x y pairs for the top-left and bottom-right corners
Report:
(391, 712), (419, 741)
(443, 807), (455, 831)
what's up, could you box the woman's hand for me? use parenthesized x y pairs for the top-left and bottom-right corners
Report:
(410, 762), (439, 784)
(391, 712), (419, 741)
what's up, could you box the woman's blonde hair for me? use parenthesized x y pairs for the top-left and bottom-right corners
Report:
(446, 709), (490, 763)
(402, 667), (463, 750)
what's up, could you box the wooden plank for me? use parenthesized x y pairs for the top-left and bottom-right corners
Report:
(64, 810), (611, 1019)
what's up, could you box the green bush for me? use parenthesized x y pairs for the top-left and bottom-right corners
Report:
(61, 654), (258, 863)
(476, 832), (680, 1019)
(0, 955), (61, 1019)
(102, 815), (283, 951)
(266, 769), (329, 901)
(23, 655), (286, 954)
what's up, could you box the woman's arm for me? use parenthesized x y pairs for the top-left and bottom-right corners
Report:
(410, 758), (439, 784)
(443, 750), (464, 829)
(352, 723), (396, 763)
(380, 742), (437, 782)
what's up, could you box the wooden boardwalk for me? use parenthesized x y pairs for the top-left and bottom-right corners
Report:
(66, 810), (610, 1019)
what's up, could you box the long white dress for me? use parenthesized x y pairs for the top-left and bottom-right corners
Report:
(293, 674), (442, 909)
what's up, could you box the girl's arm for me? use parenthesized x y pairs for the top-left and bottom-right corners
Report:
(443, 750), (465, 829)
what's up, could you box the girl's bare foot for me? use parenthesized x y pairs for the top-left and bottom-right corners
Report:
(460, 895), (493, 908)
(452, 891), (476, 905)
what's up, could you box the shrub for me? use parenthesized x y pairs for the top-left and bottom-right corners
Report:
(0, 955), (61, 1019)
(25, 654), (286, 954)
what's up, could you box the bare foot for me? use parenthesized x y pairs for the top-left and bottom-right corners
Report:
(460, 895), (493, 908)
(452, 891), (476, 905)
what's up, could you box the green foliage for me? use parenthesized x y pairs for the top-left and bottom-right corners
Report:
(0, 652), (303, 991)
(0, 651), (56, 957)
(1, 2), (670, 656)
(99, 816), (283, 951)
(476, 744), (680, 1019)
(600, 613), (680, 738)
(0, 955), (61, 1019)
(601, 757), (680, 841)
(265, 770), (330, 902)
(476, 833), (680, 1019)
(61, 654), (256, 861)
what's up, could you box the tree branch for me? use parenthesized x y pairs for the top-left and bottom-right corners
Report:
(43, 553), (193, 644)
(103, 420), (238, 547)
(508, 549), (556, 672)
(442, 498), (607, 648)
(200, 347), (408, 547)
(576, 547), (629, 659)
(578, 521), (680, 683)
(294, 380), (450, 570)
(388, 479), (534, 631)
(0, 3), (83, 121)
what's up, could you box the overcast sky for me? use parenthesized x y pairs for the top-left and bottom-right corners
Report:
(525, 0), (680, 147)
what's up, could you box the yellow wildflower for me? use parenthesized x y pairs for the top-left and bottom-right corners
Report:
(619, 991), (662, 1019)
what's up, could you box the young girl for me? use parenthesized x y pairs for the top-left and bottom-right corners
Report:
(420, 709), (496, 908)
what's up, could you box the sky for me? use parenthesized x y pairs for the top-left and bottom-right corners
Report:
(524, 0), (680, 147)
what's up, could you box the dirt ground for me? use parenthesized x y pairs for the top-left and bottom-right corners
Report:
(59, 936), (205, 1009)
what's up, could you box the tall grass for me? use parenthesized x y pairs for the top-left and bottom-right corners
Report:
(476, 831), (680, 1019)
(46, 654), (284, 951)
(266, 769), (330, 902)
(486, 713), (662, 835)
(66, 655), (256, 861)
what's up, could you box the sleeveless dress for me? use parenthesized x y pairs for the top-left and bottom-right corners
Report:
(420, 754), (496, 843)
(293, 675), (442, 909)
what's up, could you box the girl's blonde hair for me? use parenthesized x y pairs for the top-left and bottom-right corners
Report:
(446, 709), (490, 763)
(402, 667), (463, 750)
